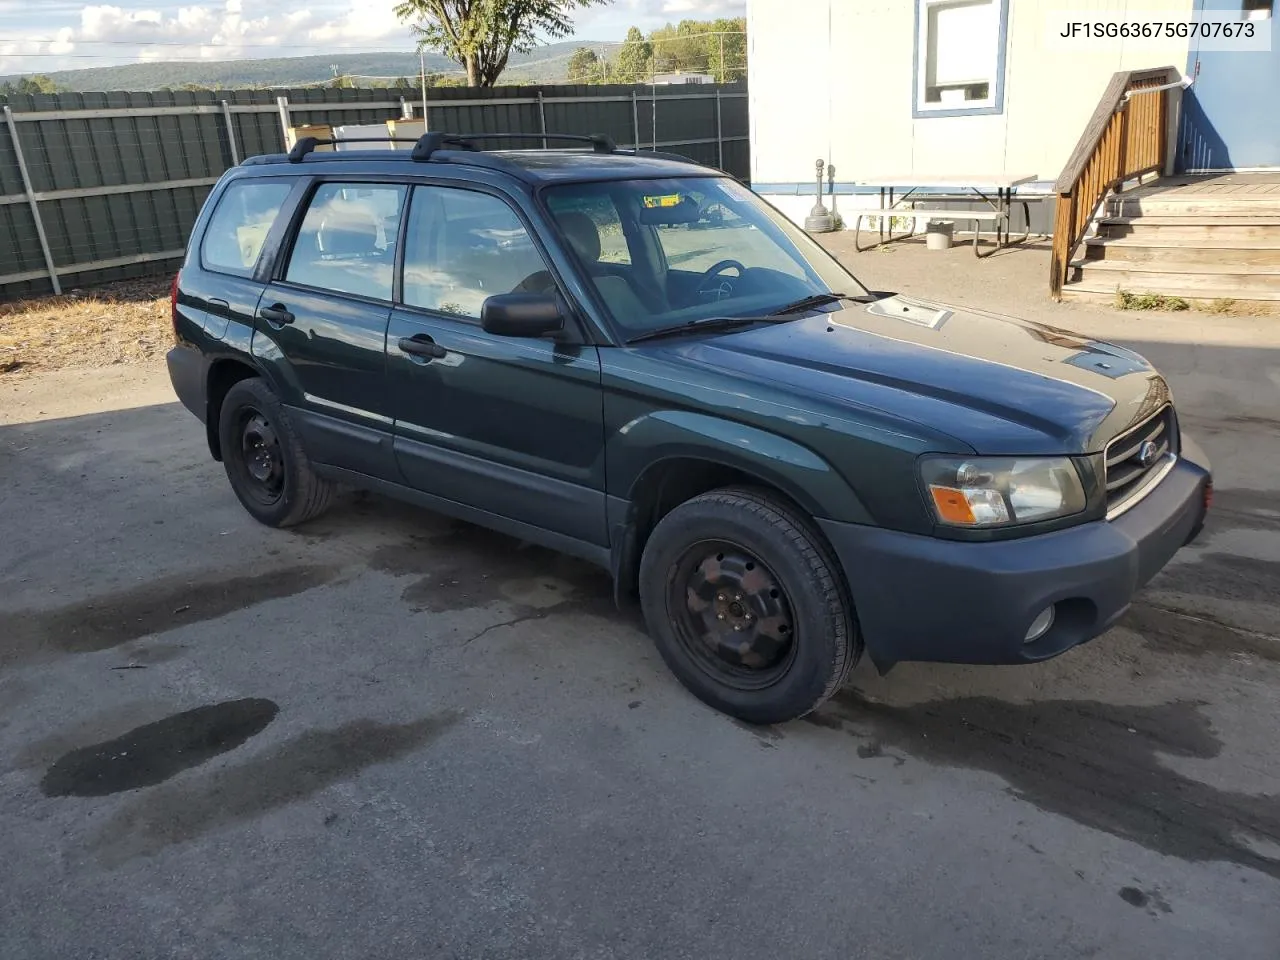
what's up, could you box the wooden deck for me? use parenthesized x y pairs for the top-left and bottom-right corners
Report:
(1118, 171), (1280, 201)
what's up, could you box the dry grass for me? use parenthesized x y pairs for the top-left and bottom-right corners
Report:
(1195, 297), (1278, 318)
(1115, 289), (1191, 312)
(0, 279), (171, 377)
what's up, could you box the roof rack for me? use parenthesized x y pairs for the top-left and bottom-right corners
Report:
(287, 136), (424, 163)
(412, 131), (617, 161)
(286, 130), (618, 164)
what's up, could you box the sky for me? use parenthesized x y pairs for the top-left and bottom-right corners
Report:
(0, 0), (746, 75)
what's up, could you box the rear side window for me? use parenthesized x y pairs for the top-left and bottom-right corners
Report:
(401, 186), (548, 319)
(285, 182), (407, 301)
(201, 180), (292, 277)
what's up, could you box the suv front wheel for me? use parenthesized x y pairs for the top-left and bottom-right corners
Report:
(218, 378), (334, 528)
(639, 487), (860, 725)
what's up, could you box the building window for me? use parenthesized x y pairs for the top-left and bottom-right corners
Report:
(914, 0), (1009, 117)
(1243, 0), (1272, 21)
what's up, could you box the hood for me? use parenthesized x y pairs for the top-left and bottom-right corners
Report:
(659, 295), (1171, 455)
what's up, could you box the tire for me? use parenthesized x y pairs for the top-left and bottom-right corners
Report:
(217, 377), (334, 528)
(638, 486), (860, 725)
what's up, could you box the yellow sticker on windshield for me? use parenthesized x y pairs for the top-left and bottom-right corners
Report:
(643, 194), (683, 208)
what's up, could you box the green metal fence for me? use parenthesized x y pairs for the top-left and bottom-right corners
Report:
(0, 82), (749, 299)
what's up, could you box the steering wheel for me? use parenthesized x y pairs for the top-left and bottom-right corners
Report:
(696, 259), (747, 299)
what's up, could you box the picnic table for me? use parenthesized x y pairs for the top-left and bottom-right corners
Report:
(844, 174), (1039, 257)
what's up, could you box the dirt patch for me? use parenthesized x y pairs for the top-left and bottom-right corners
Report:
(0, 278), (170, 376)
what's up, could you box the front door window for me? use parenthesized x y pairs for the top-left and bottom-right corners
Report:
(401, 186), (549, 319)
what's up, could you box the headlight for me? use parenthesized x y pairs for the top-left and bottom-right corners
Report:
(921, 456), (1087, 527)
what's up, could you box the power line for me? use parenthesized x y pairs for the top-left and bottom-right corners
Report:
(8, 30), (745, 48)
(0, 30), (746, 61)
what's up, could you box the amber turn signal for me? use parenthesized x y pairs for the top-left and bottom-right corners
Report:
(930, 486), (977, 525)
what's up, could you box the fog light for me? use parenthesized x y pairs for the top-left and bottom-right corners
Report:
(1024, 605), (1056, 643)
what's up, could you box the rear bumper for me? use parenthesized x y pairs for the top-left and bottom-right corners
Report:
(818, 436), (1212, 666)
(166, 344), (207, 422)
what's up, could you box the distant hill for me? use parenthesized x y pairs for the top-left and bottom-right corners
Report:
(0, 42), (617, 92)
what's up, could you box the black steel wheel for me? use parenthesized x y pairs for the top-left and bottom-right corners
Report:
(668, 540), (798, 691)
(235, 410), (286, 507)
(218, 377), (334, 528)
(639, 487), (860, 725)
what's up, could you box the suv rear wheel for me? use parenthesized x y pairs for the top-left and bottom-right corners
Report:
(218, 378), (334, 527)
(638, 487), (860, 724)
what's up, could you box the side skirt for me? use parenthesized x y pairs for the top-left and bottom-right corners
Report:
(313, 464), (614, 572)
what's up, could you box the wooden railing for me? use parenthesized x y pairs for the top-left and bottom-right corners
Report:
(1049, 67), (1180, 299)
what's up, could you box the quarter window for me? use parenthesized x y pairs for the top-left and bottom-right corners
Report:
(285, 182), (406, 301)
(200, 180), (292, 277)
(401, 187), (549, 319)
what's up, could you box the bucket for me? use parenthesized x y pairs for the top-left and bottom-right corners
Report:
(926, 221), (954, 251)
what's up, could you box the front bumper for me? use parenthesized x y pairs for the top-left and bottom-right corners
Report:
(818, 436), (1212, 667)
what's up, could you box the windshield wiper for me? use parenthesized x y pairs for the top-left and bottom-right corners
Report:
(626, 315), (786, 345)
(625, 291), (873, 345)
(769, 292), (865, 316)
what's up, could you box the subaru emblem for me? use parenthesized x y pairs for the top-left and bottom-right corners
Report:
(1138, 440), (1159, 467)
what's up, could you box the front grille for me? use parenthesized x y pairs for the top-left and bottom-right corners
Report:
(1105, 405), (1176, 514)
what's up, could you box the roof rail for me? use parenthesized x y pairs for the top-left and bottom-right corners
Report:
(412, 131), (616, 161)
(287, 136), (419, 162)
(618, 147), (699, 166)
(287, 130), (623, 165)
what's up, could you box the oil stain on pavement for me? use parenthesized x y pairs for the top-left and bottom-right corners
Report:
(41, 698), (279, 797)
(369, 522), (611, 615)
(1149, 554), (1280, 607)
(809, 691), (1280, 881)
(1122, 602), (1280, 662)
(0, 564), (338, 671)
(88, 710), (463, 866)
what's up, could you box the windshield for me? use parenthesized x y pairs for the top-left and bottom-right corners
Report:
(542, 176), (869, 339)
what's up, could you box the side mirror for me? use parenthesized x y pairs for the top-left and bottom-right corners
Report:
(480, 293), (565, 338)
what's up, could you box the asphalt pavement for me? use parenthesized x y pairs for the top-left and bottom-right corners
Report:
(2, 262), (1279, 957)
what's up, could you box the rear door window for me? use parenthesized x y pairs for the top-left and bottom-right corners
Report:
(200, 180), (293, 277)
(285, 182), (407, 301)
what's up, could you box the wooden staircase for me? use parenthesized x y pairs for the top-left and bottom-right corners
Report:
(1061, 175), (1280, 303)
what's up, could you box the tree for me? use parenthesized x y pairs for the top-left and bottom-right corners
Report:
(423, 71), (467, 87)
(612, 26), (651, 83)
(706, 17), (747, 83)
(0, 74), (63, 97)
(646, 18), (746, 79)
(649, 21), (707, 74)
(394, 0), (609, 87)
(567, 47), (599, 83)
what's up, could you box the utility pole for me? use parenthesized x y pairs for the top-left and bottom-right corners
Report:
(420, 49), (430, 130)
(719, 33), (725, 83)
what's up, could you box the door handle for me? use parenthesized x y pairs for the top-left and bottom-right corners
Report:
(398, 335), (448, 360)
(260, 304), (295, 327)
